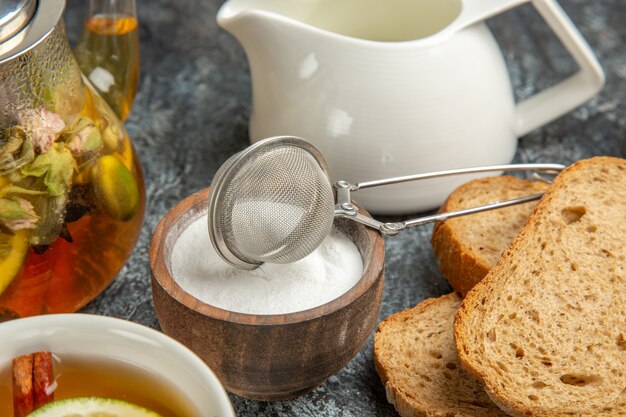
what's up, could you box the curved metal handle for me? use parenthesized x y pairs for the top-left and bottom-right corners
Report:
(354, 163), (564, 190)
(335, 163), (566, 236)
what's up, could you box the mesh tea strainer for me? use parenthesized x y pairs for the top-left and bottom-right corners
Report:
(208, 136), (564, 269)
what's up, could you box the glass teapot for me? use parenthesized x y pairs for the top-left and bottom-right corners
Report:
(0, 0), (145, 319)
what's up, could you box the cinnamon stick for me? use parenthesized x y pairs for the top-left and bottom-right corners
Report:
(32, 352), (54, 408)
(12, 352), (56, 417)
(11, 355), (34, 417)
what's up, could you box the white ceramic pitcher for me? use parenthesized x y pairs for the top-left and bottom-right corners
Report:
(217, 0), (604, 214)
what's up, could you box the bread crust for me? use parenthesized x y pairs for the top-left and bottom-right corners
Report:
(432, 176), (548, 297)
(454, 157), (626, 417)
(375, 294), (509, 417)
(374, 296), (444, 417)
(431, 221), (490, 297)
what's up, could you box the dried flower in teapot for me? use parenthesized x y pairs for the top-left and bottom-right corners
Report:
(18, 109), (65, 154)
(0, 196), (38, 234)
(97, 114), (124, 152)
(65, 116), (103, 160)
(21, 143), (77, 197)
(0, 127), (35, 175)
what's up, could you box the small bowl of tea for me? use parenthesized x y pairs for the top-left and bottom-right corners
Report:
(0, 314), (236, 417)
(150, 187), (385, 400)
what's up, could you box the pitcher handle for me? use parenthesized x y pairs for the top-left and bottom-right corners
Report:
(453, 0), (604, 137)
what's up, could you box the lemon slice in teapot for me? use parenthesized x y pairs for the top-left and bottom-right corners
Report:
(0, 230), (28, 295)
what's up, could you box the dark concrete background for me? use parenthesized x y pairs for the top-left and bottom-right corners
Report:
(64, 1), (625, 415)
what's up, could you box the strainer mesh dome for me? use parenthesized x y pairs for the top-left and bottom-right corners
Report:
(218, 143), (335, 264)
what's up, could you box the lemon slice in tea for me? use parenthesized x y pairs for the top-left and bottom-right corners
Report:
(27, 397), (163, 417)
(0, 230), (28, 295)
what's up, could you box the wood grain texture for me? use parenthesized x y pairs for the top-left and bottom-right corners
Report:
(150, 188), (385, 400)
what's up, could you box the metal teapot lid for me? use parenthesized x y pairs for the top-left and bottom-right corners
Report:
(0, 0), (37, 42)
(0, 0), (65, 63)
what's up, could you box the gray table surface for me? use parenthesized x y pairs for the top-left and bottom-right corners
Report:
(64, 1), (625, 416)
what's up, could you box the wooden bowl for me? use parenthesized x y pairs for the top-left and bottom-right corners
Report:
(150, 188), (384, 401)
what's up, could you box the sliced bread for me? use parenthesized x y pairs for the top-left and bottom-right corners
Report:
(455, 156), (626, 416)
(432, 176), (549, 296)
(374, 293), (509, 417)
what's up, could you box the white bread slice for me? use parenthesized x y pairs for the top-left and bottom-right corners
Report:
(455, 156), (626, 416)
(374, 293), (509, 417)
(432, 176), (549, 296)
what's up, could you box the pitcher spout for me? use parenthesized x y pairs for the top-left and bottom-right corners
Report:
(216, 0), (251, 25)
(217, 0), (286, 44)
(217, 0), (297, 31)
(217, 0), (319, 63)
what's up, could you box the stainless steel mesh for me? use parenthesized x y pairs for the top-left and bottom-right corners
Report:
(213, 139), (335, 265)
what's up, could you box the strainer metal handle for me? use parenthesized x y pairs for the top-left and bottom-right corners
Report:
(334, 163), (565, 236)
(208, 135), (567, 269)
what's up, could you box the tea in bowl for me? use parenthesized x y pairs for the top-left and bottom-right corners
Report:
(0, 314), (235, 417)
(150, 188), (384, 400)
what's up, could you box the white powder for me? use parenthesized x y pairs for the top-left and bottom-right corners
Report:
(170, 216), (364, 315)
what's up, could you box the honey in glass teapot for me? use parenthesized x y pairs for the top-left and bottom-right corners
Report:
(0, 0), (145, 319)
